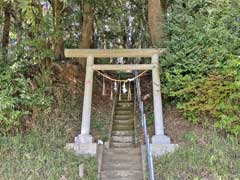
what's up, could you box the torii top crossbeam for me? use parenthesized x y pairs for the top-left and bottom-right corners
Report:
(65, 48), (166, 58)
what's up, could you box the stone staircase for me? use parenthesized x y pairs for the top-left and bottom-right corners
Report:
(111, 93), (135, 148)
(100, 89), (144, 180)
(101, 148), (143, 180)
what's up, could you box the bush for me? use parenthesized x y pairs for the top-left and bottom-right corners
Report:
(162, 0), (240, 135)
(0, 60), (51, 134)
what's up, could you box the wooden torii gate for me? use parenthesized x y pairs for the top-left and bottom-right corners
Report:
(65, 49), (171, 145)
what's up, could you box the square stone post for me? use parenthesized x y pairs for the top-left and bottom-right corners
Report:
(75, 56), (94, 144)
(151, 54), (170, 144)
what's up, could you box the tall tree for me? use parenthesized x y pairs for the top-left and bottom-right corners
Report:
(148, 0), (168, 47)
(79, 1), (93, 66)
(80, 2), (93, 49)
(1, 2), (11, 62)
(50, 0), (65, 60)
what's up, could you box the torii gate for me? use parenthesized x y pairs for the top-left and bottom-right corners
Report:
(65, 49), (171, 148)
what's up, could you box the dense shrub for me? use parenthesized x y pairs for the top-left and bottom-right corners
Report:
(162, 0), (240, 135)
(0, 61), (51, 134)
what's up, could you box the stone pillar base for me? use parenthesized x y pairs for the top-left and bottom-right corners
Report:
(150, 144), (178, 157)
(152, 134), (171, 144)
(74, 134), (93, 144)
(66, 143), (97, 156)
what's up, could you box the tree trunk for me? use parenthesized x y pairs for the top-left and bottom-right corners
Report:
(79, 2), (94, 66)
(2, 3), (11, 63)
(52, 0), (65, 60)
(148, 0), (168, 47)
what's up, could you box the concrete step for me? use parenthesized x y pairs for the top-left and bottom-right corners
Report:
(115, 110), (133, 115)
(111, 142), (135, 148)
(116, 105), (133, 109)
(104, 148), (140, 154)
(119, 96), (132, 100)
(112, 125), (134, 131)
(101, 170), (143, 179)
(102, 153), (141, 161)
(117, 101), (133, 105)
(104, 147), (141, 154)
(101, 178), (143, 180)
(114, 115), (133, 120)
(118, 100), (133, 103)
(114, 118), (133, 122)
(113, 119), (133, 125)
(117, 103), (133, 107)
(102, 154), (141, 162)
(112, 130), (133, 136)
(115, 107), (133, 111)
(113, 123), (134, 128)
(112, 135), (133, 143)
(102, 162), (142, 171)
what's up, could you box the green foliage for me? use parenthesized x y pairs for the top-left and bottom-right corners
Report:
(154, 132), (240, 179)
(0, 61), (51, 134)
(0, 0), (55, 134)
(162, 0), (240, 135)
(94, 0), (150, 48)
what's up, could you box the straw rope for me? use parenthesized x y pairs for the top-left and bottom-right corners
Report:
(96, 70), (148, 83)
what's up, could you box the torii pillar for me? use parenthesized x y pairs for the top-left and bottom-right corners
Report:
(151, 54), (170, 144)
(75, 56), (94, 144)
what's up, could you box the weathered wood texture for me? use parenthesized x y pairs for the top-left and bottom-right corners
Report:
(65, 49), (166, 58)
(92, 64), (155, 70)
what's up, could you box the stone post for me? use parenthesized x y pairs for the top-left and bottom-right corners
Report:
(151, 54), (170, 144)
(75, 56), (94, 143)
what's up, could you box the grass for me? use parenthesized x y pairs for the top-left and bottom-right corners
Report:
(0, 86), (98, 180)
(154, 132), (240, 180)
(0, 129), (97, 180)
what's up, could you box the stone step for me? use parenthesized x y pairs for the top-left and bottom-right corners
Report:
(117, 101), (133, 105)
(101, 170), (143, 179)
(116, 105), (133, 109)
(115, 110), (133, 115)
(102, 162), (142, 171)
(112, 135), (133, 143)
(114, 115), (133, 120)
(104, 148), (140, 155)
(102, 154), (141, 162)
(113, 123), (134, 128)
(111, 142), (135, 148)
(112, 125), (134, 131)
(115, 114), (133, 117)
(101, 178), (142, 180)
(118, 99), (133, 103)
(102, 153), (141, 161)
(113, 119), (133, 125)
(114, 118), (133, 122)
(118, 94), (133, 102)
(115, 107), (133, 111)
(117, 101), (133, 106)
(112, 130), (134, 136)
